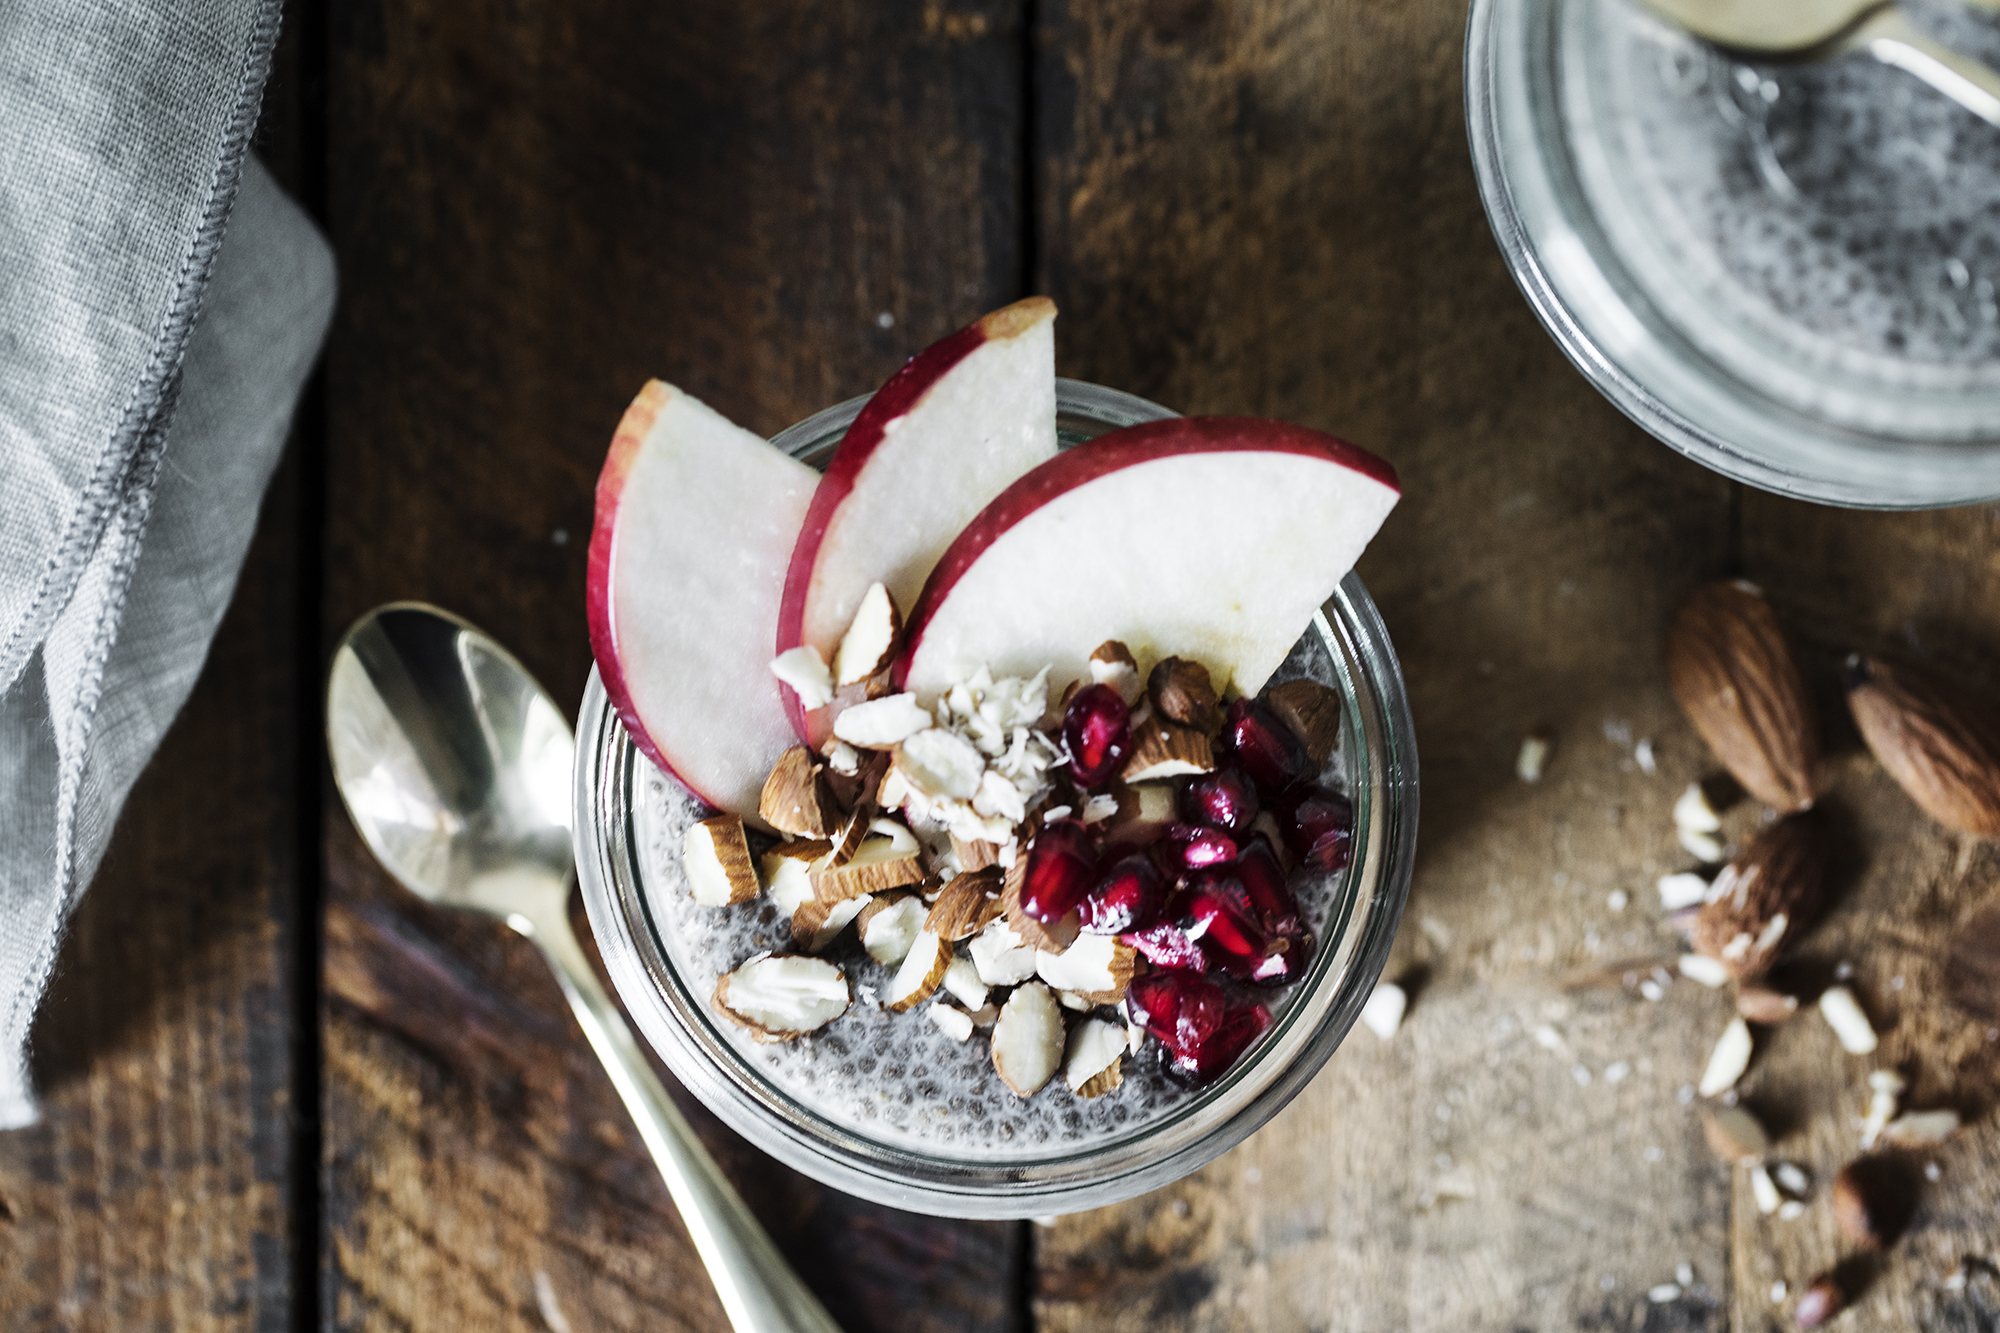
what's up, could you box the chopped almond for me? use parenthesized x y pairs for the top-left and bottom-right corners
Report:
(791, 894), (867, 952)
(857, 892), (926, 967)
(769, 646), (834, 711)
(928, 1003), (976, 1042)
(1148, 657), (1221, 733)
(834, 582), (903, 685)
(968, 918), (1040, 986)
(759, 746), (833, 838)
(886, 930), (951, 1011)
(926, 867), (1005, 941)
(1120, 716), (1215, 782)
(713, 955), (849, 1041)
(760, 838), (829, 916)
(942, 955), (989, 1010)
(951, 830), (1001, 873)
(832, 693), (932, 749)
(992, 982), (1064, 1097)
(1035, 934), (1135, 1003)
(1265, 678), (1341, 766)
(815, 818), (925, 902)
(683, 815), (759, 906)
(1089, 641), (1141, 704)
(1064, 1017), (1128, 1093)
(1078, 1062), (1124, 1099)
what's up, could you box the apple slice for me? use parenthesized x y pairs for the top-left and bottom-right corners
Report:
(588, 380), (815, 822)
(894, 416), (1399, 705)
(778, 296), (1058, 740)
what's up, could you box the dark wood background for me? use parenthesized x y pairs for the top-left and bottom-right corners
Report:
(3, 0), (1997, 1329)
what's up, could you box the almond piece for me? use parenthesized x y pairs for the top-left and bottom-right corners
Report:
(1691, 813), (1824, 980)
(759, 746), (833, 838)
(968, 917), (1040, 986)
(1266, 678), (1341, 766)
(857, 892), (927, 967)
(769, 645), (834, 711)
(951, 830), (1002, 873)
(1846, 655), (2000, 836)
(815, 819), (924, 902)
(1121, 715), (1215, 783)
(760, 838), (830, 916)
(886, 930), (951, 1011)
(1148, 657), (1221, 734)
(926, 866), (1005, 941)
(1063, 1017), (1128, 1093)
(1078, 1061), (1124, 1099)
(790, 894), (867, 952)
(1665, 580), (1818, 813)
(991, 981), (1065, 1097)
(1090, 640), (1141, 705)
(822, 747), (889, 822)
(832, 692), (933, 749)
(683, 816), (759, 906)
(928, 1002), (976, 1042)
(1101, 781), (1178, 850)
(1035, 934), (1136, 1003)
(1698, 1016), (1754, 1097)
(833, 581), (902, 686)
(1945, 899), (2000, 1025)
(713, 955), (849, 1041)
(1703, 1105), (1771, 1163)
(1736, 984), (1801, 1025)
(941, 955), (989, 1011)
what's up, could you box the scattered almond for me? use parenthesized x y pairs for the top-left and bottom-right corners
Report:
(857, 892), (926, 967)
(1266, 677), (1341, 766)
(1516, 728), (1552, 783)
(941, 955), (989, 1011)
(1089, 640), (1141, 705)
(925, 866), (1004, 941)
(1737, 984), (1801, 1025)
(1360, 982), (1407, 1041)
(713, 954), (849, 1041)
(760, 746), (833, 838)
(885, 930), (951, 1012)
(1035, 933), (1136, 1003)
(1818, 985), (1877, 1055)
(814, 819), (925, 902)
(1665, 580), (1818, 813)
(1691, 814), (1824, 980)
(683, 815), (759, 907)
(1120, 715), (1215, 782)
(1846, 655), (2000, 836)
(1794, 1272), (1844, 1328)
(992, 982), (1065, 1097)
(1001, 832), (1081, 953)
(1148, 657), (1221, 734)
(833, 581), (902, 685)
(1078, 1062), (1124, 1099)
(1064, 1018), (1128, 1093)
(1699, 1016), (1754, 1096)
(1703, 1105), (1771, 1163)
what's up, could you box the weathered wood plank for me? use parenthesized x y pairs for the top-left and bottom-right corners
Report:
(320, 1), (1029, 1327)
(0, 447), (307, 1333)
(1029, 0), (1805, 1329)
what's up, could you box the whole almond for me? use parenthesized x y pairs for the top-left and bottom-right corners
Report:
(1666, 580), (1818, 812)
(1691, 813), (1824, 980)
(1846, 655), (2000, 837)
(1149, 657), (1221, 734)
(1945, 899), (2000, 1025)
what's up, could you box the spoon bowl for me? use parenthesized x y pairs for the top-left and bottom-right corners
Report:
(327, 602), (841, 1333)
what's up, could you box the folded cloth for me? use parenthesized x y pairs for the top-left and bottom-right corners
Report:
(0, 0), (333, 1128)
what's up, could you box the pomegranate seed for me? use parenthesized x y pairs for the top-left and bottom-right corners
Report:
(1220, 697), (1309, 795)
(1166, 822), (1239, 869)
(1080, 853), (1166, 935)
(1179, 768), (1260, 834)
(1020, 820), (1097, 923)
(1235, 835), (1307, 939)
(1166, 1002), (1272, 1086)
(1127, 971), (1226, 1053)
(1062, 683), (1131, 787)
(1180, 872), (1277, 980)
(1122, 919), (1210, 973)
(1272, 784), (1354, 872)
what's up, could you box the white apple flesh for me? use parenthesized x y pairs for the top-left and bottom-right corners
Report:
(587, 381), (815, 823)
(778, 296), (1058, 741)
(894, 417), (1399, 705)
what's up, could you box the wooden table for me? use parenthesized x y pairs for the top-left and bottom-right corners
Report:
(3, 1), (1996, 1329)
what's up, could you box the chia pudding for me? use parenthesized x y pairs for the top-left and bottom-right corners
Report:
(630, 633), (1360, 1160)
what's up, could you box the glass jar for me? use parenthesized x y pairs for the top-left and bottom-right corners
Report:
(572, 380), (1418, 1218)
(1467, 0), (2000, 507)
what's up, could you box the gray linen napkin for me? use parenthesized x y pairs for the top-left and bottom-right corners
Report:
(0, 0), (332, 1127)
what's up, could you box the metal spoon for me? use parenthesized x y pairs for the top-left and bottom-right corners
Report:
(1639, 0), (2000, 126)
(327, 602), (841, 1333)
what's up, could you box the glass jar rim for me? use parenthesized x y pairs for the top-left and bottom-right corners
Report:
(572, 380), (1420, 1217)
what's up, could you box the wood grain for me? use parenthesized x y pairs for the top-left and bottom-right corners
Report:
(1034, 1), (1996, 1330)
(319, 1), (1028, 1327)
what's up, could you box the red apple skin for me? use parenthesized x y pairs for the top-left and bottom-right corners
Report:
(588, 380), (678, 780)
(776, 295), (1057, 739)
(891, 416), (1400, 692)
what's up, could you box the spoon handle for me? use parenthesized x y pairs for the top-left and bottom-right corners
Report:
(519, 903), (845, 1333)
(1843, 5), (2000, 125)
